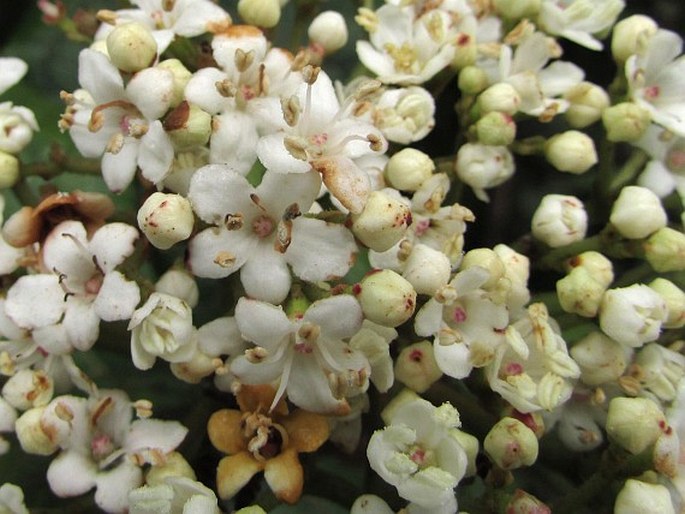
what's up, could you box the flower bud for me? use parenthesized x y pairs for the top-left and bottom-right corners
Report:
(614, 479), (674, 514)
(475, 111), (516, 146)
(644, 227), (685, 272)
(106, 22), (158, 73)
(505, 490), (550, 514)
(385, 148), (434, 191)
(137, 192), (194, 250)
(164, 102), (212, 151)
(0, 151), (19, 189)
(145, 451), (197, 485)
(451, 428), (479, 477)
(455, 143), (515, 201)
(570, 332), (629, 385)
(478, 83), (521, 115)
(493, 0), (541, 20)
(394, 340), (442, 393)
(600, 284), (666, 348)
(565, 251), (613, 287)
(458, 65), (489, 95)
(351, 190), (412, 252)
(636, 343), (685, 402)
(610, 186), (667, 239)
(556, 267), (606, 317)
(308, 11), (348, 54)
(451, 35), (477, 70)
(0, 106), (37, 154)
(545, 131), (597, 174)
(611, 15), (658, 63)
(648, 278), (685, 329)
(356, 270), (417, 327)
(238, 0), (281, 28)
(564, 82), (610, 128)
(402, 244), (451, 296)
(461, 248), (505, 290)
(157, 59), (192, 107)
(376, 87), (436, 145)
(602, 102), (651, 142)
(351, 495), (394, 514)
(171, 350), (216, 383)
(380, 388), (420, 425)
(15, 407), (57, 455)
(606, 397), (665, 454)
(484, 417), (539, 470)
(531, 194), (587, 247)
(155, 268), (200, 308)
(1, 369), (53, 410)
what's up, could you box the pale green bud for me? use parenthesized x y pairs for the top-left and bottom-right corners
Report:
(610, 186), (667, 239)
(15, 407), (57, 456)
(155, 269), (199, 308)
(451, 37), (477, 70)
(531, 194), (587, 247)
(484, 417), (539, 470)
(0, 151), (19, 189)
(564, 251), (614, 288)
(611, 15), (658, 64)
(644, 227), (685, 272)
(475, 111), (517, 146)
(385, 148), (434, 191)
(164, 101), (212, 151)
(351, 190), (412, 252)
(394, 340), (442, 393)
(450, 428), (479, 477)
(493, 0), (541, 20)
(570, 332), (629, 386)
(137, 192), (194, 250)
(461, 248), (505, 290)
(545, 130), (597, 174)
(402, 244), (451, 296)
(106, 22), (157, 73)
(235, 507), (268, 514)
(605, 397), (665, 454)
(649, 278), (685, 329)
(564, 81), (610, 128)
(157, 59), (192, 107)
(380, 388), (420, 425)
(238, 0), (281, 28)
(458, 65), (489, 95)
(308, 11), (348, 54)
(614, 479), (674, 514)
(556, 267), (606, 317)
(478, 83), (521, 115)
(145, 451), (197, 485)
(602, 102), (652, 142)
(356, 270), (417, 328)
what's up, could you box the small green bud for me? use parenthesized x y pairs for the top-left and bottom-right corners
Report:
(545, 130), (597, 174)
(238, 0), (281, 28)
(475, 111), (516, 146)
(458, 65), (489, 95)
(106, 22), (157, 73)
(605, 397), (665, 454)
(0, 151), (20, 189)
(602, 102), (652, 142)
(356, 270), (417, 328)
(385, 148), (434, 191)
(484, 417), (539, 470)
(644, 227), (685, 272)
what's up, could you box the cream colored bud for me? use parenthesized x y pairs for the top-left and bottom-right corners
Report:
(610, 186), (667, 239)
(602, 102), (652, 142)
(155, 268), (199, 308)
(570, 332), (629, 386)
(545, 130), (597, 174)
(15, 407), (57, 455)
(493, 0), (541, 20)
(402, 244), (451, 296)
(385, 148), (434, 191)
(394, 340), (442, 392)
(2, 369), (53, 410)
(458, 66), (489, 95)
(380, 388), (421, 425)
(565, 251), (613, 287)
(611, 15), (658, 63)
(614, 479), (674, 514)
(137, 192), (194, 250)
(157, 59), (192, 107)
(461, 248), (505, 290)
(451, 428), (479, 477)
(164, 102), (212, 150)
(106, 22), (158, 73)
(478, 83), (521, 115)
(356, 270), (417, 328)
(556, 267), (606, 318)
(145, 451), (197, 485)
(238, 0), (281, 28)
(644, 227), (685, 272)
(451, 35), (477, 70)
(605, 397), (665, 454)
(600, 284), (667, 348)
(531, 194), (587, 248)
(351, 191), (412, 252)
(475, 111), (516, 146)
(564, 82), (610, 128)
(171, 350), (217, 383)
(0, 151), (19, 189)
(649, 278), (685, 329)
(308, 11), (348, 54)
(484, 417), (539, 470)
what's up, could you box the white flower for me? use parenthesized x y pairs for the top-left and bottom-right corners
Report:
(455, 143), (515, 202)
(230, 295), (369, 415)
(0, 57), (27, 96)
(367, 398), (467, 511)
(128, 293), (196, 371)
(5, 221), (140, 352)
(373, 86), (436, 144)
(187, 164), (357, 304)
(531, 194), (587, 247)
(128, 476), (220, 514)
(634, 124), (685, 202)
(0, 102), (39, 155)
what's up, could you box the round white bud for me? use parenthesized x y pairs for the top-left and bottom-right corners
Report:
(602, 102), (652, 142)
(308, 11), (348, 54)
(643, 227), (685, 273)
(556, 267), (607, 318)
(484, 417), (539, 470)
(475, 111), (517, 146)
(137, 192), (194, 250)
(394, 340), (443, 393)
(155, 268), (200, 308)
(565, 251), (614, 288)
(238, 0), (281, 28)
(610, 186), (667, 239)
(15, 407), (57, 456)
(605, 397), (665, 455)
(611, 15), (658, 64)
(376, 87), (436, 145)
(157, 59), (192, 107)
(455, 143), (515, 200)
(614, 479), (675, 514)
(351, 190), (412, 252)
(458, 66), (489, 95)
(531, 194), (587, 247)
(106, 22), (158, 73)
(461, 248), (505, 290)
(356, 270), (417, 328)
(570, 332), (629, 386)
(402, 244), (451, 296)
(385, 148), (434, 191)
(564, 82), (610, 128)
(0, 151), (19, 189)
(545, 130), (598, 174)
(478, 82), (521, 115)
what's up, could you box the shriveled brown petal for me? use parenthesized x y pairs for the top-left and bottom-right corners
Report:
(280, 409), (330, 453)
(2, 206), (40, 247)
(216, 452), (264, 500)
(237, 384), (289, 416)
(207, 409), (247, 455)
(311, 156), (370, 214)
(264, 447), (304, 504)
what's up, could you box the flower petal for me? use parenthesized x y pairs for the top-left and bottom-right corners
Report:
(138, 121), (174, 184)
(5, 275), (65, 329)
(188, 164), (256, 224)
(207, 409), (247, 454)
(94, 460), (143, 513)
(94, 271), (141, 321)
(0, 57), (28, 95)
(235, 297), (293, 350)
(78, 49), (124, 103)
(47, 451), (97, 497)
(102, 137), (140, 193)
(264, 448), (304, 504)
(90, 223), (139, 273)
(187, 227), (256, 279)
(239, 244), (291, 304)
(280, 409), (330, 453)
(216, 452), (263, 500)
(287, 355), (350, 415)
(305, 295), (363, 340)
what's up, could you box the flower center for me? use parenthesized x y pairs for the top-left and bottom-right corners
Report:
(252, 214), (275, 238)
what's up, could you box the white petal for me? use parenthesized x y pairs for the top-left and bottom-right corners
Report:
(209, 111), (260, 175)
(5, 275), (65, 329)
(94, 460), (143, 513)
(256, 133), (311, 174)
(173, 2), (231, 36)
(305, 295), (363, 340)
(47, 451), (97, 497)
(138, 121), (174, 184)
(235, 297), (294, 350)
(90, 223), (139, 273)
(184, 68), (230, 114)
(433, 339), (472, 379)
(94, 271), (141, 321)
(102, 138), (140, 193)
(187, 164), (257, 224)
(78, 49), (125, 103)
(198, 317), (245, 356)
(127, 68), (174, 120)
(287, 354), (348, 414)
(240, 245), (291, 304)
(187, 227), (256, 278)
(0, 57), (28, 95)
(63, 298), (100, 351)
(256, 169), (321, 217)
(43, 220), (94, 282)
(125, 419), (188, 457)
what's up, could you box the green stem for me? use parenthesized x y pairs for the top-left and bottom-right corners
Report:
(536, 235), (604, 271)
(21, 145), (101, 179)
(607, 148), (649, 195)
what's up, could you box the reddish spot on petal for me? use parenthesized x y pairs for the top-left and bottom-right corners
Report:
(452, 307), (467, 323)
(409, 349), (423, 362)
(457, 34), (470, 46)
(504, 362), (524, 376)
(644, 85), (660, 100)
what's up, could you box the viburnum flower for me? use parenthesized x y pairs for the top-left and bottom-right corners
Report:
(207, 384), (329, 503)
(0, 101), (39, 155)
(367, 398), (468, 513)
(187, 164), (357, 304)
(256, 67), (387, 213)
(33, 390), (188, 513)
(635, 124), (685, 205)
(128, 476), (221, 514)
(230, 295), (369, 415)
(60, 49), (176, 192)
(0, 57), (27, 96)
(371, 85), (436, 144)
(5, 220), (140, 352)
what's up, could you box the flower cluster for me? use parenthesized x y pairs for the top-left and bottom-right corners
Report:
(0, 0), (684, 513)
